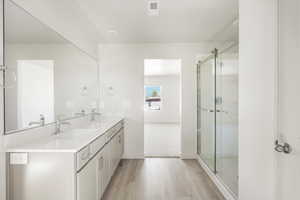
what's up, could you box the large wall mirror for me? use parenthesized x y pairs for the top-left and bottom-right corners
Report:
(3, 0), (99, 134)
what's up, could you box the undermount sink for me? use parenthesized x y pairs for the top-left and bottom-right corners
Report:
(6, 117), (123, 155)
(53, 129), (98, 140)
(69, 128), (98, 133)
(40, 129), (98, 147)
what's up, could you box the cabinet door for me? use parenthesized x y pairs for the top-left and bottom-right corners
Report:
(77, 158), (97, 200)
(96, 151), (104, 200)
(112, 135), (118, 171)
(120, 129), (124, 156)
(118, 130), (124, 160)
(116, 132), (121, 163)
(103, 142), (111, 190)
(110, 136), (117, 174)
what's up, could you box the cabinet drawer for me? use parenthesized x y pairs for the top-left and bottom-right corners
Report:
(114, 121), (123, 133)
(105, 121), (124, 142)
(77, 146), (90, 170)
(90, 136), (105, 156)
(105, 129), (114, 142)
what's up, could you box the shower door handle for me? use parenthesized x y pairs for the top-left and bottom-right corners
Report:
(201, 108), (213, 112)
(207, 109), (219, 113)
(201, 108), (222, 113)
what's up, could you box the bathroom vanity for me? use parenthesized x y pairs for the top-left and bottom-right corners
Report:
(6, 117), (124, 200)
(2, 1), (124, 200)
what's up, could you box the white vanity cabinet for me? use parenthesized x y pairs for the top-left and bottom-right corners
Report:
(8, 119), (124, 200)
(111, 129), (124, 174)
(101, 127), (124, 193)
(76, 125), (124, 200)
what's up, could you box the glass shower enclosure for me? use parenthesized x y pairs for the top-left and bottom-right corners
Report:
(197, 45), (239, 197)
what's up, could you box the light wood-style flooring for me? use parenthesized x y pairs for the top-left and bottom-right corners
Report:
(102, 158), (225, 200)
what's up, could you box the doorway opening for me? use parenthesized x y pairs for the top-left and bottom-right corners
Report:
(16, 60), (54, 129)
(144, 59), (182, 157)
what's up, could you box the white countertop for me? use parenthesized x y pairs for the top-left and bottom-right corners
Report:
(6, 117), (123, 153)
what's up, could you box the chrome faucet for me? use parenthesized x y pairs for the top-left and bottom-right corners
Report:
(29, 114), (45, 126)
(90, 109), (101, 121)
(75, 109), (86, 117)
(54, 119), (71, 135)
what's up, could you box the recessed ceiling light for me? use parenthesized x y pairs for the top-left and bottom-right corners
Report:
(148, 1), (159, 16)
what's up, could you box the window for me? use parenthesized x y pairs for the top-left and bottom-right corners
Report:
(144, 86), (161, 110)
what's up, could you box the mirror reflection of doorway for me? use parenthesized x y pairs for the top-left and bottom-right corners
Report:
(144, 59), (181, 157)
(17, 60), (54, 129)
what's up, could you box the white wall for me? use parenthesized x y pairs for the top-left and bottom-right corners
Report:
(144, 75), (180, 124)
(239, 0), (277, 199)
(98, 43), (216, 159)
(0, 1), (99, 199)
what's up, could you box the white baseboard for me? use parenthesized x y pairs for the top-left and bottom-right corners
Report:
(181, 153), (197, 159)
(122, 154), (145, 159)
(144, 153), (180, 158)
(144, 122), (181, 125)
(196, 155), (237, 200)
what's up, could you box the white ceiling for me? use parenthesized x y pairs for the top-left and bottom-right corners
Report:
(144, 59), (181, 76)
(6, 0), (238, 45)
(77, 0), (238, 43)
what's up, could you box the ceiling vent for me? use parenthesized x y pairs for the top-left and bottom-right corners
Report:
(148, 1), (159, 16)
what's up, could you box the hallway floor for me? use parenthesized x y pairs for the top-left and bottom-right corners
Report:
(102, 158), (225, 200)
(144, 123), (181, 157)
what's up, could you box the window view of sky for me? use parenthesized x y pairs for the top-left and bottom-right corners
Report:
(145, 86), (161, 97)
(144, 86), (161, 110)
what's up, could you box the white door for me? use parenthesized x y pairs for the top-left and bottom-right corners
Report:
(276, 0), (300, 199)
(17, 60), (54, 128)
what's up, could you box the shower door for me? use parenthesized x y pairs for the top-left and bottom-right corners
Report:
(215, 49), (239, 196)
(197, 46), (239, 196)
(197, 51), (217, 172)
